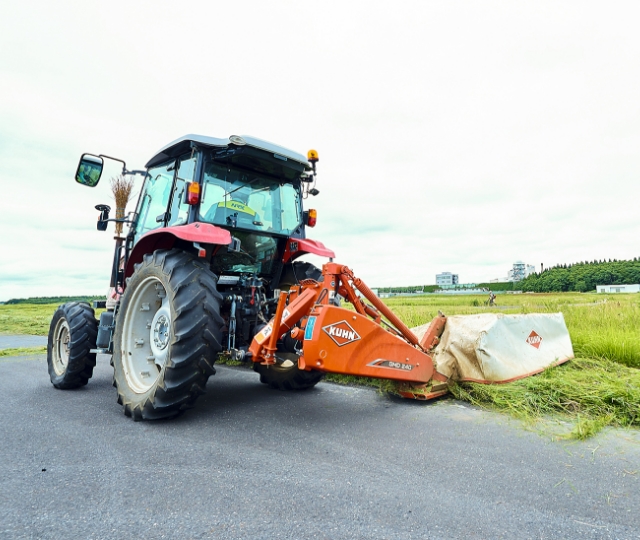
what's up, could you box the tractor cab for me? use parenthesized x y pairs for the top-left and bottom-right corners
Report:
(76, 134), (327, 286)
(133, 135), (317, 278)
(136, 134), (315, 239)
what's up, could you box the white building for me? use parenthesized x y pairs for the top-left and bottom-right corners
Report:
(596, 284), (640, 293)
(508, 261), (536, 282)
(436, 272), (459, 287)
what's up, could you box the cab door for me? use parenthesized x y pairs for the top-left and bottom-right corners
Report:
(133, 161), (175, 243)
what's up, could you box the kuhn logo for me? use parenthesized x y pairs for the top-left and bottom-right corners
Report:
(323, 321), (361, 347)
(526, 330), (543, 349)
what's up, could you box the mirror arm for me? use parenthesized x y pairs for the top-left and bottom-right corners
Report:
(103, 217), (136, 225)
(96, 156), (148, 178)
(97, 154), (128, 175)
(125, 169), (149, 177)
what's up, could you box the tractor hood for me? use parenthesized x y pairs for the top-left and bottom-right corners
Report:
(145, 134), (312, 170)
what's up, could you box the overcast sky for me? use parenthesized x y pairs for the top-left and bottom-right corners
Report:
(1, 1), (639, 301)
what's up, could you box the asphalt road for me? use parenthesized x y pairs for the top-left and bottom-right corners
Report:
(1, 341), (639, 539)
(0, 335), (47, 349)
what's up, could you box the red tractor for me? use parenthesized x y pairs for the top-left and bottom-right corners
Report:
(48, 134), (449, 421)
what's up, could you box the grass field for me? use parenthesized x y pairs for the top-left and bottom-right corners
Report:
(2, 293), (638, 438)
(0, 303), (61, 336)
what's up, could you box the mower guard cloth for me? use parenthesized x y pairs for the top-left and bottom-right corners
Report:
(412, 313), (574, 383)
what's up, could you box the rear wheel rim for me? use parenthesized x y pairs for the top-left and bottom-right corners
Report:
(52, 319), (70, 375)
(121, 276), (171, 393)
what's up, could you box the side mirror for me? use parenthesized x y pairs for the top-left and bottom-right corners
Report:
(96, 204), (111, 231)
(76, 154), (104, 187)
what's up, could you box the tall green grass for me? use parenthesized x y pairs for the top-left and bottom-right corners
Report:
(383, 293), (640, 369)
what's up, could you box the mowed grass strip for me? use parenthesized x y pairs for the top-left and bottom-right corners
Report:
(0, 346), (47, 358)
(0, 303), (59, 336)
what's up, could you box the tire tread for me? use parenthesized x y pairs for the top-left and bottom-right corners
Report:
(113, 249), (222, 420)
(47, 302), (98, 389)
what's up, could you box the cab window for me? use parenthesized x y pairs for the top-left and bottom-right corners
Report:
(199, 161), (302, 235)
(167, 155), (195, 227)
(134, 162), (174, 242)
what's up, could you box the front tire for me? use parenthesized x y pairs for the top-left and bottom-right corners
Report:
(112, 249), (223, 420)
(47, 302), (98, 389)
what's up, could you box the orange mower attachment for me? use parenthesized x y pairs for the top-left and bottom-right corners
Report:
(249, 263), (450, 400)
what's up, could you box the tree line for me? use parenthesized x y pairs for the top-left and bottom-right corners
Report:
(519, 258), (640, 293)
(376, 258), (640, 294)
(4, 296), (101, 305)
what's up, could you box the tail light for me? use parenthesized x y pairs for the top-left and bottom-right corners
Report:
(307, 208), (317, 227)
(186, 182), (201, 205)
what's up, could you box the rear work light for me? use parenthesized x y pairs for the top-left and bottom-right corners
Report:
(186, 182), (201, 205)
(307, 208), (317, 227)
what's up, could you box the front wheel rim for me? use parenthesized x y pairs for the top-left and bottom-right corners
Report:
(52, 319), (70, 375)
(121, 276), (171, 393)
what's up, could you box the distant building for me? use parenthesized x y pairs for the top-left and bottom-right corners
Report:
(597, 284), (640, 293)
(508, 261), (536, 282)
(436, 272), (458, 286)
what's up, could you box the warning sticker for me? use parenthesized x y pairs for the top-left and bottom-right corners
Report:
(259, 324), (273, 341)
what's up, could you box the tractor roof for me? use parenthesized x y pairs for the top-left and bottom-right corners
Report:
(145, 134), (311, 170)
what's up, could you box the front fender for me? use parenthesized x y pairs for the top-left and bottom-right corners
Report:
(125, 223), (232, 279)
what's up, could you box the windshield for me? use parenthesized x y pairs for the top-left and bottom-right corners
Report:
(199, 161), (303, 235)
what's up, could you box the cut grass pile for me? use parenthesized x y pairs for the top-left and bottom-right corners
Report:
(450, 358), (640, 439)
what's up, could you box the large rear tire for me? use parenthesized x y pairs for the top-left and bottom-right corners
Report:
(112, 249), (223, 420)
(47, 302), (98, 389)
(253, 349), (324, 391)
